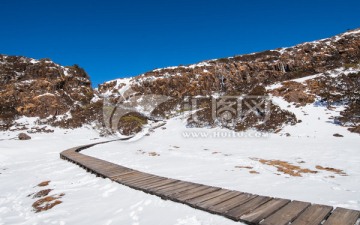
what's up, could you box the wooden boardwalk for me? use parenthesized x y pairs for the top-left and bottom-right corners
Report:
(60, 140), (360, 225)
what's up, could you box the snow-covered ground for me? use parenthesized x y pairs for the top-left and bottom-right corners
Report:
(85, 101), (360, 211)
(0, 125), (242, 225)
(1, 89), (359, 224)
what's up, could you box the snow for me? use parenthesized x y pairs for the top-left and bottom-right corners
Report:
(152, 62), (211, 72)
(35, 93), (56, 98)
(63, 68), (70, 77)
(1, 89), (359, 224)
(90, 94), (101, 103)
(0, 123), (242, 224)
(18, 79), (36, 85)
(341, 28), (360, 36)
(29, 59), (39, 64)
(87, 76), (360, 211)
(84, 111), (360, 211)
(1, 57), (360, 223)
(274, 28), (360, 55)
(100, 78), (133, 98)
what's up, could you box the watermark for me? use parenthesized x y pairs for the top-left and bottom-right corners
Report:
(103, 88), (171, 139)
(103, 63), (271, 139)
(182, 130), (270, 139)
(184, 95), (271, 128)
(103, 92), (270, 139)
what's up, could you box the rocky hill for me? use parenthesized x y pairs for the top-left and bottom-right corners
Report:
(1, 29), (359, 135)
(99, 29), (360, 98)
(98, 29), (360, 135)
(0, 56), (101, 130)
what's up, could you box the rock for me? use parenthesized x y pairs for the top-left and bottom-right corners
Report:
(18, 133), (31, 140)
(117, 112), (148, 136)
(333, 133), (344, 137)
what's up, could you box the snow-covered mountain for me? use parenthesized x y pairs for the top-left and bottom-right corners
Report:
(99, 28), (360, 98)
(97, 28), (360, 135)
(1, 28), (359, 136)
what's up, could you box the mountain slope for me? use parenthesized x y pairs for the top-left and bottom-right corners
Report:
(98, 29), (360, 135)
(0, 29), (359, 135)
(0, 55), (103, 130)
(99, 29), (360, 98)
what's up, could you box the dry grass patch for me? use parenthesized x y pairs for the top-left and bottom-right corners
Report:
(30, 180), (65, 213)
(316, 165), (347, 176)
(252, 158), (318, 177)
(32, 194), (64, 213)
(37, 180), (50, 187)
(33, 189), (53, 198)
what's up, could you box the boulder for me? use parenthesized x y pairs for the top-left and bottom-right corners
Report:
(18, 132), (31, 140)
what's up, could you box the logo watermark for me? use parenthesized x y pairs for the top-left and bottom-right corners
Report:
(103, 88), (171, 139)
(103, 63), (271, 139)
(182, 130), (270, 139)
(183, 95), (271, 128)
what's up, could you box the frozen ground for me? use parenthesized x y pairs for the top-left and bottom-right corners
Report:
(0, 126), (241, 225)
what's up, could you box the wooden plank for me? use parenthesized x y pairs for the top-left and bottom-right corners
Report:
(106, 168), (133, 178)
(196, 191), (243, 209)
(323, 207), (360, 225)
(126, 176), (166, 187)
(166, 185), (210, 199)
(97, 168), (132, 177)
(89, 163), (126, 170)
(94, 167), (132, 177)
(111, 171), (141, 181)
(260, 200), (310, 225)
(147, 181), (187, 194)
(109, 170), (137, 178)
(87, 163), (121, 170)
(77, 161), (108, 168)
(156, 182), (201, 197)
(291, 204), (333, 225)
(151, 181), (190, 192)
(115, 173), (150, 183)
(185, 189), (231, 205)
(142, 179), (179, 191)
(226, 196), (272, 220)
(117, 172), (151, 181)
(208, 193), (257, 214)
(76, 158), (109, 165)
(173, 187), (220, 202)
(121, 174), (157, 185)
(158, 183), (202, 197)
(132, 178), (174, 193)
(240, 198), (291, 224)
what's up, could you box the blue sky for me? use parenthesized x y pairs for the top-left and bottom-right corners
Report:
(1, 0), (359, 87)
